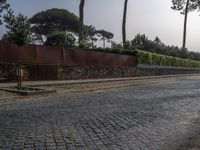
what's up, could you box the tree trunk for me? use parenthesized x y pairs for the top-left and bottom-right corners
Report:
(182, 0), (189, 55)
(122, 0), (128, 47)
(39, 34), (45, 45)
(79, 0), (85, 46)
(103, 39), (105, 49)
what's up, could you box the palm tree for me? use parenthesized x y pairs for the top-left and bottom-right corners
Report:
(79, 0), (85, 46)
(122, 0), (128, 47)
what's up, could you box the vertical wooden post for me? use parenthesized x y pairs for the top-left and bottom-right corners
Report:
(0, 40), (2, 62)
(62, 48), (65, 64)
(17, 46), (20, 89)
(35, 45), (38, 64)
(17, 47), (22, 89)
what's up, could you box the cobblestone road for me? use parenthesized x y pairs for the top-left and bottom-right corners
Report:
(1, 76), (200, 149)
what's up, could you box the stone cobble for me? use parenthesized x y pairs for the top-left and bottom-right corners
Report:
(0, 90), (17, 101)
(1, 76), (200, 149)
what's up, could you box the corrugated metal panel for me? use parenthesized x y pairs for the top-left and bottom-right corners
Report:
(0, 40), (137, 67)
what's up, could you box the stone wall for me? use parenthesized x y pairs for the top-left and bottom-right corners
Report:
(1, 64), (200, 82)
(58, 66), (138, 80)
(0, 64), (16, 82)
(0, 64), (29, 82)
(57, 65), (200, 80)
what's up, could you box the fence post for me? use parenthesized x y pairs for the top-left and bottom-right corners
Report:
(62, 48), (65, 64)
(100, 52), (103, 67)
(0, 40), (2, 62)
(35, 45), (38, 64)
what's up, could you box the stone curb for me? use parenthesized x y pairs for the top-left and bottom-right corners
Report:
(67, 78), (177, 93)
(0, 73), (199, 88)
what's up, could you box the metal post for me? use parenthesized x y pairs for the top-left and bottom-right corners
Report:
(17, 47), (22, 90)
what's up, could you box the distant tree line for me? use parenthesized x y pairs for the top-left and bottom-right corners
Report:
(112, 34), (200, 61)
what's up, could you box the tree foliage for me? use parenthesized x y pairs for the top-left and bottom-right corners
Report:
(3, 9), (31, 89)
(83, 25), (97, 42)
(120, 33), (200, 61)
(0, 0), (9, 25)
(137, 50), (200, 68)
(29, 8), (79, 35)
(81, 25), (98, 48)
(29, 8), (103, 48)
(28, 8), (115, 48)
(45, 32), (76, 47)
(95, 30), (114, 48)
(3, 9), (31, 46)
(171, 0), (199, 13)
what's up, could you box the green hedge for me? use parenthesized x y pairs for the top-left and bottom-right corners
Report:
(137, 50), (200, 68)
(82, 48), (200, 68)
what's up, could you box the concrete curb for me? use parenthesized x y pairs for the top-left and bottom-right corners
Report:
(0, 87), (56, 96)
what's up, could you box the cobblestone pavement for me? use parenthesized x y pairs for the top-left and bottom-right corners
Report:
(0, 90), (18, 102)
(1, 76), (200, 149)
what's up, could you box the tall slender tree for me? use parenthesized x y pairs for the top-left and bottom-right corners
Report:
(79, 0), (85, 46)
(182, 0), (189, 53)
(122, 0), (128, 47)
(171, 0), (199, 57)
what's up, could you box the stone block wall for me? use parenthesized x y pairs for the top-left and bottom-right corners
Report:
(0, 64), (16, 82)
(57, 65), (200, 80)
(0, 64), (29, 82)
(1, 64), (200, 82)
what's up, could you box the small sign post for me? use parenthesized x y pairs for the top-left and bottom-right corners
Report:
(16, 66), (23, 89)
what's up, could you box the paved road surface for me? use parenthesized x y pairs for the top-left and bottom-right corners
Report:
(1, 76), (200, 149)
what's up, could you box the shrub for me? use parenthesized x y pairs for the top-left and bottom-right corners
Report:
(81, 48), (200, 68)
(137, 50), (200, 68)
(45, 32), (76, 47)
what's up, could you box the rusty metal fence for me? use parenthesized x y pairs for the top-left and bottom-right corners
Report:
(0, 40), (137, 67)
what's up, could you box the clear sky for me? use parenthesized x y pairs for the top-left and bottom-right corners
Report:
(1, 0), (200, 51)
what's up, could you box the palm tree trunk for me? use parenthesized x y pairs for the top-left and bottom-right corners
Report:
(79, 0), (85, 46)
(182, 0), (189, 56)
(122, 0), (128, 47)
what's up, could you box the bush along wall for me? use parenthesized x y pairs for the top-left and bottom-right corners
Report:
(136, 50), (200, 68)
(82, 48), (138, 56)
(83, 48), (200, 68)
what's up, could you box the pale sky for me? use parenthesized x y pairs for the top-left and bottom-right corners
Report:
(1, 0), (200, 51)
